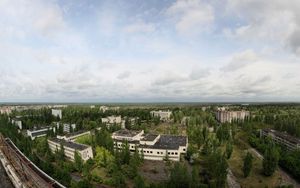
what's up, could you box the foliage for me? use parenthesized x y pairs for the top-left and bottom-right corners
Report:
(94, 146), (115, 168)
(207, 150), (228, 187)
(263, 143), (279, 176)
(243, 152), (253, 177)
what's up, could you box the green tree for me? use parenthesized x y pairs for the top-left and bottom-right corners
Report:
(207, 150), (228, 187)
(134, 175), (145, 188)
(94, 146), (114, 167)
(74, 151), (83, 172)
(225, 142), (233, 159)
(167, 163), (191, 188)
(243, 152), (253, 177)
(263, 144), (279, 176)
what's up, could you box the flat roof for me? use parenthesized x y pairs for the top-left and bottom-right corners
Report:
(141, 134), (158, 141)
(113, 129), (141, 138)
(48, 138), (89, 151)
(262, 129), (300, 145)
(141, 135), (187, 150)
(64, 130), (90, 138)
(28, 126), (52, 132)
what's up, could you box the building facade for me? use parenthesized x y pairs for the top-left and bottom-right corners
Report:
(260, 129), (300, 151)
(150, 110), (172, 121)
(102, 116), (122, 124)
(112, 129), (188, 161)
(48, 138), (93, 161)
(57, 130), (91, 142)
(215, 110), (250, 123)
(52, 109), (62, 119)
(27, 127), (55, 140)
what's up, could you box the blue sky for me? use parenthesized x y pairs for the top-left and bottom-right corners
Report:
(0, 0), (300, 102)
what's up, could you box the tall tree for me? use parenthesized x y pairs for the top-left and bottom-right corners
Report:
(243, 152), (253, 177)
(263, 144), (279, 176)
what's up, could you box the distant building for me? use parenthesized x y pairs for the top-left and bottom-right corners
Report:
(99, 106), (120, 112)
(27, 126), (55, 140)
(48, 138), (93, 161)
(150, 110), (172, 121)
(11, 118), (22, 129)
(52, 109), (62, 119)
(112, 129), (188, 161)
(90, 105), (95, 109)
(57, 130), (91, 142)
(0, 106), (13, 115)
(102, 116), (122, 124)
(260, 129), (300, 151)
(215, 109), (250, 123)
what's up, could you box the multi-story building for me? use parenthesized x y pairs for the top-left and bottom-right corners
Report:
(99, 106), (120, 112)
(11, 118), (22, 129)
(27, 126), (55, 140)
(260, 129), (300, 151)
(57, 130), (91, 142)
(150, 110), (172, 121)
(62, 123), (76, 133)
(102, 116), (122, 124)
(52, 109), (62, 119)
(215, 109), (250, 123)
(112, 129), (188, 161)
(0, 106), (13, 114)
(48, 138), (93, 161)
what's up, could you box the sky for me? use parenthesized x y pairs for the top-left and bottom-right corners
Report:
(1, 0), (300, 103)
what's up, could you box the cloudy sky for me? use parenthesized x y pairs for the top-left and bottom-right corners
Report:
(1, 0), (300, 102)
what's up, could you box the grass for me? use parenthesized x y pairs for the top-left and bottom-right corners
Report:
(228, 132), (282, 188)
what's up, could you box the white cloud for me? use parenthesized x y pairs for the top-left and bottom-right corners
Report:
(166, 0), (214, 36)
(123, 20), (155, 33)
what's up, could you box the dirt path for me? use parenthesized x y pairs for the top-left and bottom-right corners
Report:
(227, 168), (241, 188)
(249, 148), (300, 188)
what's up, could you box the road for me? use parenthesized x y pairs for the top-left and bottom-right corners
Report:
(249, 148), (300, 188)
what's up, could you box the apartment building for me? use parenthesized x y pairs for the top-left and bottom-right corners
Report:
(52, 109), (62, 119)
(102, 116), (122, 124)
(150, 110), (172, 121)
(62, 123), (76, 133)
(48, 138), (93, 161)
(27, 126), (55, 140)
(112, 129), (188, 161)
(215, 109), (250, 123)
(99, 106), (120, 112)
(11, 118), (22, 129)
(260, 129), (300, 151)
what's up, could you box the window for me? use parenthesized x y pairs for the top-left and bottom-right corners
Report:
(161, 152), (163, 154)
(183, 149), (186, 151)
(157, 152), (159, 154)
(175, 152), (178, 155)
(131, 146), (134, 148)
(168, 152), (170, 155)
(171, 152), (174, 155)
(144, 150), (146, 153)
(147, 151), (149, 153)
(150, 151), (153, 153)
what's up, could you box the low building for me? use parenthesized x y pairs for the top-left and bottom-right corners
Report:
(57, 130), (91, 142)
(52, 109), (62, 119)
(0, 106), (13, 114)
(102, 116), (122, 124)
(27, 126), (55, 140)
(48, 138), (93, 161)
(150, 110), (172, 121)
(215, 109), (250, 123)
(112, 129), (188, 161)
(260, 129), (300, 151)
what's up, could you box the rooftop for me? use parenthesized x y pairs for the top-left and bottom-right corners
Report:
(48, 137), (89, 151)
(113, 129), (142, 138)
(141, 135), (187, 150)
(262, 128), (300, 145)
(141, 134), (159, 141)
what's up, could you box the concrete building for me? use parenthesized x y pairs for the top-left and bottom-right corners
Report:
(11, 119), (22, 129)
(57, 130), (91, 142)
(0, 106), (13, 115)
(150, 110), (172, 121)
(215, 109), (250, 123)
(62, 123), (76, 133)
(27, 127), (55, 140)
(48, 138), (93, 161)
(112, 129), (188, 161)
(52, 109), (62, 119)
(99, 106), (120, 112)
(102, 116), (122, 124)
(260, 129), (300, 151)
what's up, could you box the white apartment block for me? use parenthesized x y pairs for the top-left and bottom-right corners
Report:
(99, 106), (120, 112)
(0, 106), (13, 114)
(112, 129), (188, 161)
(27, 126), (55, 140)
(52, 109), (62, 119)
(150, 110), (172, 121)
(215, 109), (250, 123)
(48, 138), (93, 161)
(57, 130), (91, 142)
(62, 123), (76, 133)
(260, 129), (300, 151)
(11, 119), (22, 129)
(102, 116), (122, 124)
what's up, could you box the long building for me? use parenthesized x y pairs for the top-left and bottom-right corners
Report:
(112, 129), (188, 161)
(260, 129), (300, 151)
(56, 130), (91, 142)
(215, 109), (250, 123)
(48, 138), (93, 161)
(52, 109), (62, 119)
(150, 110), (172, 121)
(27, 126), (55, 140)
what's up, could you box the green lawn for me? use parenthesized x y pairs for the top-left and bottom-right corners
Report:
(75, 134), (93, 145)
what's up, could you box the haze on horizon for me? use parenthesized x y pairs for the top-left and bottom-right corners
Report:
(1, 0), (300, 103)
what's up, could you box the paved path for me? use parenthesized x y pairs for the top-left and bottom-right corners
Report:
(227, 168), (241, 188)
(249, 148), (300, 188)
